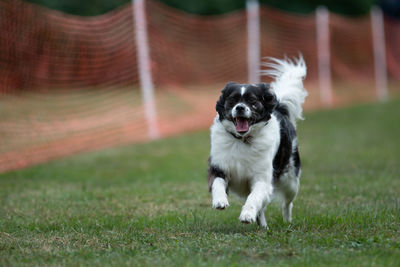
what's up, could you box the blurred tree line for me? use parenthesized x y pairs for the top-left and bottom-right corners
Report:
(25, 0), (399, 17)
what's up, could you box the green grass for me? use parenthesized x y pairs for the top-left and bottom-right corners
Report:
(1, 99), (400, 266)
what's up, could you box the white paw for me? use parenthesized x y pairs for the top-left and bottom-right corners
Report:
(212, 197), (229, 210)
(239, 207), (257, 224)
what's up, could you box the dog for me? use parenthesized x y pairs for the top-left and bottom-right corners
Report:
(207, 57), (307, 229)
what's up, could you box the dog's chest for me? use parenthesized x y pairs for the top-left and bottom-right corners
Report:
(223, 142), (263, 174)
(211, 131), (278, 179)
(215, 139), (274, 196)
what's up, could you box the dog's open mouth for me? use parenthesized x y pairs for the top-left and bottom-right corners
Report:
(234, 117), (250, 134)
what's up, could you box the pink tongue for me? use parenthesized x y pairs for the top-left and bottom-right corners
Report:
(236, 118), (249, 133)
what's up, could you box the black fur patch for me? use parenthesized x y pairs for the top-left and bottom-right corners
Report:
(207, 157), (226, 192)
(272, 104), (299, 180)
(292, 146), (301, 177)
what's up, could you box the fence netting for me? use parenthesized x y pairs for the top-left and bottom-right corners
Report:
(0, 0), (399, 172)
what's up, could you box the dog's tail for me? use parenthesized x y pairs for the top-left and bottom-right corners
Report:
(261, 56), (308, 127)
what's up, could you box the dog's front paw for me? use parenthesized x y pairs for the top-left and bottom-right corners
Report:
(212, 197), (229, 210)
(239, 207), (257, 224)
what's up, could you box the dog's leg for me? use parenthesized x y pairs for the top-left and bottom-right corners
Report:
(239, 181), (272, 224)
(281, 176), (299, 223)
(282, 202), (293, 223)
(256, 205), (268, 229)
(211, 177), (229, 210)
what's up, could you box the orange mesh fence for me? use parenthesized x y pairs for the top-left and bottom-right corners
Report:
(329, 14), (377, 104)
(0, 1), (139, 91)
(0, 0), (148, 172)
(0, 0), (399, 172)
(259, 7), (319, 108)
(147, 0), (248, 86)
(385, 16), (400, 81)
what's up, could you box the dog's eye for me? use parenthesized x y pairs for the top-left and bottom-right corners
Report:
(248, 98), (258, 104)
(226, 98), (237, 106)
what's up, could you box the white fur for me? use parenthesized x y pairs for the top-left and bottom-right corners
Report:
(212, 177), (229, 209)
(261, 56), (308, 127)
(241, 86), (246, 95)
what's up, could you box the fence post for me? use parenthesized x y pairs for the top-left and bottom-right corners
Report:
(371, 6), (388, 101)
(246, 0), (260, 84)
(316, 6), (332, 107)
(132, 0), (159, 139)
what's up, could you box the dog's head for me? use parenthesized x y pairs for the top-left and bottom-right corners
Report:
(216, 82), (277, 136)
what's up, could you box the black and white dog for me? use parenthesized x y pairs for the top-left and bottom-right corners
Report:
(208, 57), (307, 229)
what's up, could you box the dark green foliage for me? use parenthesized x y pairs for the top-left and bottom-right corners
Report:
(25, 0), (129, 16)
(260, 0), (376, 15)
(25, 0), (376, 16)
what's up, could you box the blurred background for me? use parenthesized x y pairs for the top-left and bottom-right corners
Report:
(0, 0), (399, 172)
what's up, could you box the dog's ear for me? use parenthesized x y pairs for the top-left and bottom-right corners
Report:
(257, 82), (278, 111)
(216, 82), (236, 120)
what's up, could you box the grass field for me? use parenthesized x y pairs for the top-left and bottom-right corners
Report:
(1, 99), (400, 266)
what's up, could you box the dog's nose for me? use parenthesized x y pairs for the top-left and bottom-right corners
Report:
(236, 105), (245, 112)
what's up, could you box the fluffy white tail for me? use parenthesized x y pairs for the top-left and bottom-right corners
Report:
(261, 56), (308, 127)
